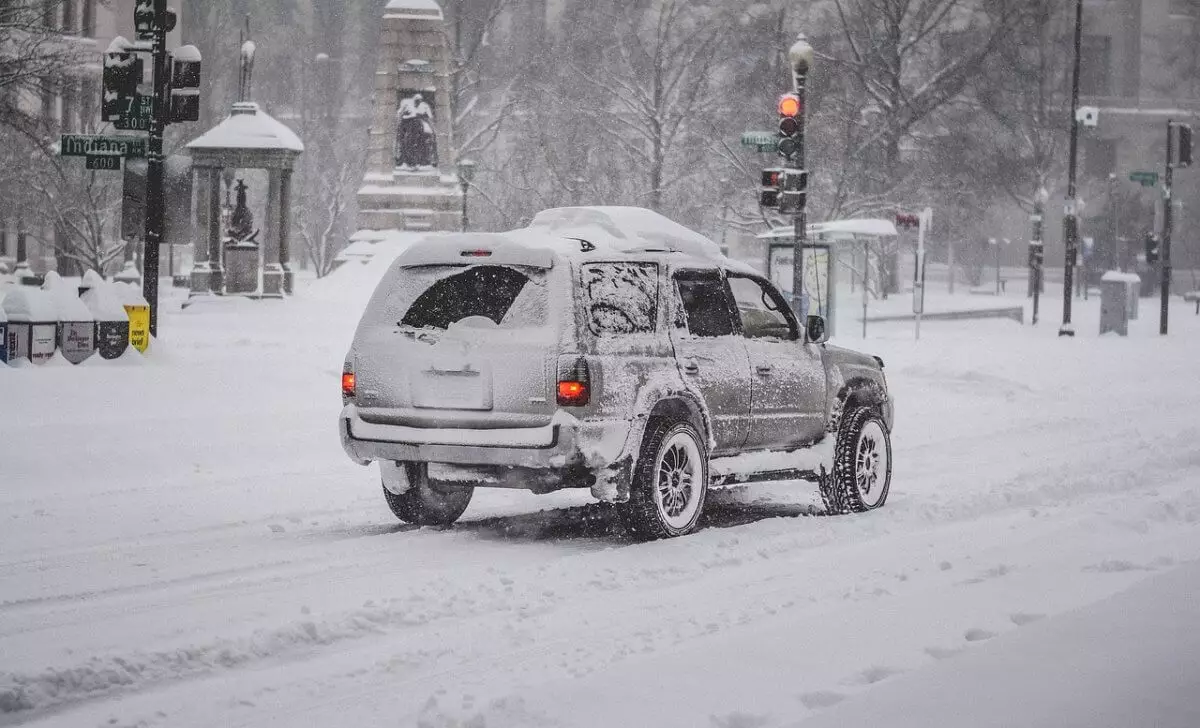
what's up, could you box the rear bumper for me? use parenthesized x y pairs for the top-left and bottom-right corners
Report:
(339, 404), (628, 473)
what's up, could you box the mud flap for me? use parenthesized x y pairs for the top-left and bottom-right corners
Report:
(381, 461), (414, 495)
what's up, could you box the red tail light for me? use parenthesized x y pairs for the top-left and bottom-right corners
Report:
(557, 357), (591, 407)
(342, 372), (356, 398)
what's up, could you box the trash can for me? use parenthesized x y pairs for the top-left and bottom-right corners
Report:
(2, 287), (58, 364)
(80, 270), (130, 360)
(1100, 271), (1139, 337)
(43, 272), (96, 364)
(114, 282), (150, 352)
(0, 292), (8, 364)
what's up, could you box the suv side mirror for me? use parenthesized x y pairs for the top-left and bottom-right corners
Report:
(806, 315), (829, 344)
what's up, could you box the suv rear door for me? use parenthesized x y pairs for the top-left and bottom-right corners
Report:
(669, 268), (751, 455)
(726, 273), (827, 450)
(351, 258), (563, 429)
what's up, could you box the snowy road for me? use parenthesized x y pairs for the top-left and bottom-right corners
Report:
(3, 271), (1200, 727)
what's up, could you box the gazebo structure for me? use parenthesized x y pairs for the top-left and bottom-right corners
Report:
(185, 41), (304, 301)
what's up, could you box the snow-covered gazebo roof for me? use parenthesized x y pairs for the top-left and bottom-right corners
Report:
(187, 102), (304, 170)
(385, 0), (443, 20)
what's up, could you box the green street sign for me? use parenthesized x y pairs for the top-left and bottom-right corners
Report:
(86, 152), (123, 171)
(114, 95), (153, 131)
(60, 134), (147, 159)
(741, 131), (778, 153)
(1129, 171), (1159, 187)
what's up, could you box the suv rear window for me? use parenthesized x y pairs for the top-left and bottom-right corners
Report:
(376, 265), (548, 331)
(581, 262), (658, 335)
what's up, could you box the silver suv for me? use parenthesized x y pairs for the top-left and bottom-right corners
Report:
(340, 208), (893, 539)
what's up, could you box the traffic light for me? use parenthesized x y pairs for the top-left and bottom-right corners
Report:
(169, 45), (202, 123)
(895, 213), (920, 231)
(102, 50), (142, 122)
(778, 169), (807, 215)
(134, 2), (155, 40)
(1028, 244), (1044, 268)
(1176, 123), (1193, 168)
(760, 168), (782, 208)
(1145, 232), (1161, 264)
(777, 93), (802, 160)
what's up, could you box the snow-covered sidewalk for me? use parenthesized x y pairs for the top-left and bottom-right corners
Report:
(2, 261), (1199, 727)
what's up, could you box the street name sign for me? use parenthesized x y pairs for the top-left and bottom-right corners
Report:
(741, 131), (777, 153)
(86, 152), (123, 171)
(114, 95), (153, 131)
(60, 134), (147, 159)
(1129, 171), (1158, 187)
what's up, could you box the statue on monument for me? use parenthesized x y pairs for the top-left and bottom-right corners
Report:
(226, 179), (259, 244)
(394, 91), (438, 170)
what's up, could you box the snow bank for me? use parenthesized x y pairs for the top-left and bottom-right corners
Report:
(1, 287), (57, 322)
(41, 272), (94, 322)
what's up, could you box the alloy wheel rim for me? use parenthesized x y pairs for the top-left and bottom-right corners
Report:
(654, 431), (703, 529)
(855, 420), (888, 507)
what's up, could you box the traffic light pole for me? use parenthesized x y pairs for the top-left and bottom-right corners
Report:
(1060, 0), (1083, 337)
(142, 0), (169, 338)
(1161, 119), (1174, 336)
(791, 73), (807, 320)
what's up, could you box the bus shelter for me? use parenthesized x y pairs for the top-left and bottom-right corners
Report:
(758, 219), (898, 338)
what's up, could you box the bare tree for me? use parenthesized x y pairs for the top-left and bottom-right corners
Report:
(32, 159), (124, 275)
(0, 0), (89, 139)
(298, 161), (355, 279)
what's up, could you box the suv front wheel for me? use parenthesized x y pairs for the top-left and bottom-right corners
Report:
(618, 418), (709, 539)
(820, 407), (892, 515)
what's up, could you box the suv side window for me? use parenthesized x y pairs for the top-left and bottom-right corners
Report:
(581, 262), (658, 335)
(674, 270), (736, 337)
(727, 275), (799, 340)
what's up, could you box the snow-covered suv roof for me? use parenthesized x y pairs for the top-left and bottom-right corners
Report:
(392, 207), (730, 270)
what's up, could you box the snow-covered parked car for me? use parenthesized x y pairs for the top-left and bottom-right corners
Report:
(339, 207), (893, 538)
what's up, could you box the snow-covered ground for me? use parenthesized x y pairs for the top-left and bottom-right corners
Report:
(3, 250), (1200, 728)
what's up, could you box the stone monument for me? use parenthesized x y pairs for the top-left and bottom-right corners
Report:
(185, 37), (304, 302)
(356, 0), (461, 233)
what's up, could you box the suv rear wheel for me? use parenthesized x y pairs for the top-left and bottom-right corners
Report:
(382, 462), (474, 526)
(618, 418), (709, 539)
(820, 407), (892, 515)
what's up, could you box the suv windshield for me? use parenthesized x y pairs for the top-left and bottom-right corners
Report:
(374, 265), (548, 331)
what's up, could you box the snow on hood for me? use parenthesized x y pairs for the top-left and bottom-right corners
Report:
(42, 272), (94, 321)
(2, 287), (58, 322)
(186, 103), (304, 153)
(527, 207), (725, 260)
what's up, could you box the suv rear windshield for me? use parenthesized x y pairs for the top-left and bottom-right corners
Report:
(581, 262), (658, 335)
(373, 265), (548, 331)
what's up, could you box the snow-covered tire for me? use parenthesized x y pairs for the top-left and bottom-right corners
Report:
(618, 418), (709, 540)
(820, 407), (892, 515)
(382, 463), (473, 526)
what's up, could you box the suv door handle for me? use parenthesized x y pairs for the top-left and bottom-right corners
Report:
(683, 359), (700, 375)
(756, 364), (773, 375)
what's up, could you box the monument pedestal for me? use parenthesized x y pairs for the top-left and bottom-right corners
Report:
(354, 0), (460, 235)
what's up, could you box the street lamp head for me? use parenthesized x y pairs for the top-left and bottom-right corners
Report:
(789, 35), (815, 76)
(457, 158), (477, 185)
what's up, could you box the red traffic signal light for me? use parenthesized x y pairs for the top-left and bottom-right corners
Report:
(895, 213), (921, 230)
(777, 93), (802, 118)
(761, 168), (782, 187)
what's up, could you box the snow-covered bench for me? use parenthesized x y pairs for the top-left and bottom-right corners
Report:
(1185, 291), (1200, 314)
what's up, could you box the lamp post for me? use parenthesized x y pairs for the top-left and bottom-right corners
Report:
(1060, 0), (1084, 337)
(456, 158), (476, 232)
(718, 176), (731, 255)
(1030, 185), (1048, 324)
(788, 35), (813, 320)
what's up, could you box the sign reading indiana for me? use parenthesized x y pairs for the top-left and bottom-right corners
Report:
(59, 134), (147, 159)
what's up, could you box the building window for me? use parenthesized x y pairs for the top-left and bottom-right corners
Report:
(1169, 0), (1197, 17)
(1079, 35), (1112, 96)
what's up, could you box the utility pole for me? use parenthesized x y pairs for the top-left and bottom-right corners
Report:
(788, 37), (814, 322)
(1060, 0), (1084, 337)
(140, 0), (169, 338)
